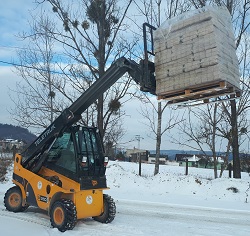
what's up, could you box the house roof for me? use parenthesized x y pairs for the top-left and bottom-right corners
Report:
(175, 153), (225, 163)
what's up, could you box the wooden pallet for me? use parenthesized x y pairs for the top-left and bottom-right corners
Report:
(157, 81), (241, 105)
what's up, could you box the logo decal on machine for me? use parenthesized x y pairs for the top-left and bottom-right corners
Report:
(39, 195), (48, 203)
(92, 180), (98, 186)
(86, 195), (93, 205)
(37, 181), (42, 190)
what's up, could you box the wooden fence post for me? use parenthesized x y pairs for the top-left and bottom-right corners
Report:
(228, 163), (232, 178)
(185, 159), (188, 175)
(139, 154), (142, 176)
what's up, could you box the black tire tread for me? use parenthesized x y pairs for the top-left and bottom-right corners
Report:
(93, 194), (116, 223)
(50, 199), (77, 232)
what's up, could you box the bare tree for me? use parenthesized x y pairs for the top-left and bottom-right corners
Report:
(11, 13), (66, 131)
(140, 97), (182, 174)
(173, 104), (227, 178)
(188, 0), (250, 178)
(175, 101), (248, 179)
(133, 0), (189, 175)
(219, 0), (250, 178)
(216, 106), (249, 177)
(14, 0), (139, 149)
(42, 0), (136, 141)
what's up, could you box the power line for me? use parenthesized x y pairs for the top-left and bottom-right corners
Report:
(0, 59), (70, 76)
(0, 45), (66, 57)
(0, 59), (112, 83)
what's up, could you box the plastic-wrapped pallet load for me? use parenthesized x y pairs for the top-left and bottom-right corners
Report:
(153, 6), (240, 104)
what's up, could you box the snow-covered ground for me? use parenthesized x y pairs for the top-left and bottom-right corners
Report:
(1, 161), (250, 235)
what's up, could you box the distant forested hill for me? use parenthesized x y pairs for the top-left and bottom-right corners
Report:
(0, 123), (36, 143)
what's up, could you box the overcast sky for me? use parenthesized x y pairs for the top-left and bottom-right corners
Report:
(0, 1), (247, 153)
(0, 1), (181, 151)
(0, 1), (34, 124)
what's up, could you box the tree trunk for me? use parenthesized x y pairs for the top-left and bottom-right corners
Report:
(97, 95), (104, 138)
(212, 104), (218, 179)
(97, 3), (105, 139)
(230, 99), (241, 178)
(154, 102), (162, 175)
(219, 141), (230, 178)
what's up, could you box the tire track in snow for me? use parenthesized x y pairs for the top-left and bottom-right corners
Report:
(0, 209), (51, 228)
(116, 199), (250, 230)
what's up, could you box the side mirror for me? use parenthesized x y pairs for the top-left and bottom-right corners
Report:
(104, 156), (109, 167)
(81, 156), (88, 167)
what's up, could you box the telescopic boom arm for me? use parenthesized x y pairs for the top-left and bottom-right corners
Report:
(22, 57), (155, 168)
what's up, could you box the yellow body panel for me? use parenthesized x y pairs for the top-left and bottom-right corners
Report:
(75, 189), (104, 219)
(13, 153), (107, 219)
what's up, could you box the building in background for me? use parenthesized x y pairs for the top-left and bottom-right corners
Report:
(148, 153), (168, 165)
(175, 153), (225, 169)
(0, 139), (25, 152)
(125, 148), (148, 162)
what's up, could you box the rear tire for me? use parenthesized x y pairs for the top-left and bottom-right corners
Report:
(4, 186), (28, 212)
(50, 199), (77, 232)
(93, 194), (116, 223)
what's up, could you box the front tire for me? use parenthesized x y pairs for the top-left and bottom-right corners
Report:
(93, 194), (116, 223)
(50, 199), (77, 232)
(4, 186), (28, 212)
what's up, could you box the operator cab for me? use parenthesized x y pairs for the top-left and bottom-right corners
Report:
(44, 126), (108, 189)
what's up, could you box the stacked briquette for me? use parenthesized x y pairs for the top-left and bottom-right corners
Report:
(153, 6), (240, 103)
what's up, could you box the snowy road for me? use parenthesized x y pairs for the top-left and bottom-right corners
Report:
(1, 199), (250, 236)
(116, 200), (250, 236)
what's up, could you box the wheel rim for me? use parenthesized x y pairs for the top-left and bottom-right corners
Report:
(53, 207), (65, 226)
(9, 193), (21, 208)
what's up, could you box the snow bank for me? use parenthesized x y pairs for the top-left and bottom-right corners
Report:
(106, 161), (250, 210)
